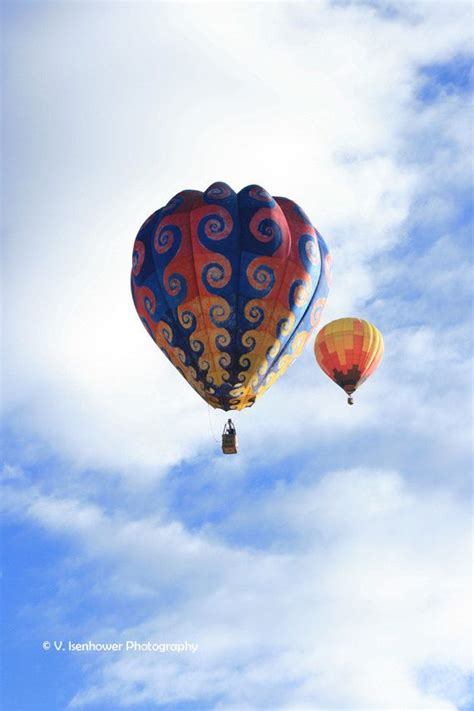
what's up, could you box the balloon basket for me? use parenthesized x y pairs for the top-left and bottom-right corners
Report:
(222, 433), (238, 455)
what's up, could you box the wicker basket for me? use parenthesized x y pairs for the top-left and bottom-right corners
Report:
(222, 433), (238, 454)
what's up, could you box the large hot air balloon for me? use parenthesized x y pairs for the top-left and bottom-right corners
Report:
(131, 182), (331, 411)
(314, 318), (383, 404)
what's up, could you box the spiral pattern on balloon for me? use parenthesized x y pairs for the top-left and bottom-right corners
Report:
(249, 208), (286, 253)
(215, 330), (231, 349)
(266, 342), (280, 360)
(310, 297), (326, 328)
(202, 256), (231, 292)
(239, 354), (251, 370)
(229, 385), (245, 397)
(219, 352), (231, 368)
(198, 207), (233, 242)
(247, 259), (275, 296)
(248, 186), (275, 206)
(158, 322), (173, 345)
(132, 240), (145, 276)
(190, 338), (204, 358)
(142, 288), (156, 315)
(199, 357), (211, 372)
(299, 233), (320, 268)
(249, 374), (260, 390)
(290, 278), (312, 309)
(154, 224), (181, 255)
(178, 309), (196, 331)
(256, 218), (281, 247)
(244, 300), (265, 327)
(277, 314), (295, 338)
(205, 183), (232, 200)
(209, 299), (231, 325)
(241, 333), (256, 351)
(165, 272), (186, 299)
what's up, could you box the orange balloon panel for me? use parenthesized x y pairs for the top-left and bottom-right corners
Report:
(314, 318), (384, 394)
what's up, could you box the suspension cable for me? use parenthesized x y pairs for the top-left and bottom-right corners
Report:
(207, 403), (220, 444)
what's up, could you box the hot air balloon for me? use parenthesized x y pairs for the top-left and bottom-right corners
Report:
(314, 318), (383, 404)
(131, 182), (331, 415)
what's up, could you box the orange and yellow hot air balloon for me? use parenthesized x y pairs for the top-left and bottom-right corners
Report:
(314, 318), (384, 404)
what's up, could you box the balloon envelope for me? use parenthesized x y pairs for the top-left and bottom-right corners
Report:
(131, 182), (331, 410)
(314, 318), (384, 396)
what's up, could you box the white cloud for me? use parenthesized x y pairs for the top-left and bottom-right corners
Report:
(3, 467), (471, 709)
(2, 0), (472, 475)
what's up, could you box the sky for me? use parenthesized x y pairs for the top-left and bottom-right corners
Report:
(1, 1), (473, 710)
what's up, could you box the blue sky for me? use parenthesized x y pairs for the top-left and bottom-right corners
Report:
(1, 2), (473, 710)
